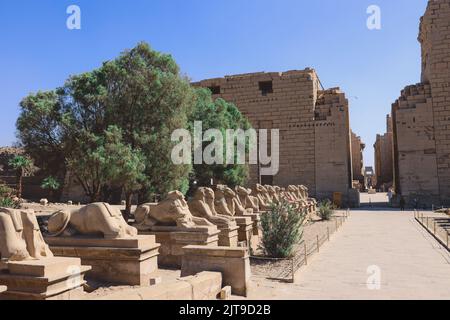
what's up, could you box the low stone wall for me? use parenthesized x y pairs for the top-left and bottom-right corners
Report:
(181, 245), (251, 297)
(95, 272), (222, 300)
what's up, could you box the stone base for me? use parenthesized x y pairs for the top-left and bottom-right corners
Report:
(234, 217), (253, 247)
(139, 229), (220, 268)
(0, 257), (90, 300)
(96, 271), (222, 300)
(45, 235), (160, 286)
(181, 245), (251, 297)
(217, 225), (239, 247)
(248, 214), (261, 236)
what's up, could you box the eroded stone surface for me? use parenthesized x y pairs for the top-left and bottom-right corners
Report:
(181, 245), (251, 297)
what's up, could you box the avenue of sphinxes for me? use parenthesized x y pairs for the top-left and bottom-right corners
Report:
(2, 0), (450, 305)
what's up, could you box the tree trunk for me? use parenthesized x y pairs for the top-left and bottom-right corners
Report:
(124, 192), (133, 222)
(17, 170), (23, 199)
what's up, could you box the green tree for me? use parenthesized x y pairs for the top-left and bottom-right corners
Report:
(188, 88), (251, 188)
(41, 176), (61, 201)
(8, 155), (35, 199)
(16, 91), (65, 177)
(17, 42), (195, 204)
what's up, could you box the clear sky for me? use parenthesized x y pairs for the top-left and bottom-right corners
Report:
(0, 0), (428, 167)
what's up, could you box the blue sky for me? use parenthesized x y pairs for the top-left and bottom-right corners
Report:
(0, 0), (428, 167)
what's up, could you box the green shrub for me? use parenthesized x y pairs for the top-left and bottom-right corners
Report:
(0, 182), (19, 208)
(0, 197), (19, 209)
(318, 200), (334, 221)
(0, 182), (13, 197)
(260, 200), (306, 258)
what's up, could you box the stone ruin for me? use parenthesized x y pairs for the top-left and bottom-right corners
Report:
(391, 0), (450, 207)
(134, 191), (221, 268)
(44, 203), (161, 286)
(194, 70), (356, 207)
(0, 179), (316, 299)
(0, 207), (90, 300)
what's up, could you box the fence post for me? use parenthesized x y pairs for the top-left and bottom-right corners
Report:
(317, 235), (320, 253)
(327, 227), (330, 241)
(434, 220), (437, 235)
(304, 243), (307, 266)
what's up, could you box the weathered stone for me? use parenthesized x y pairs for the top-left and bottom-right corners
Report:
(0, 207), (89, 300)
(0, 257), (90, 300)
(47, 202), (137, 239)
(45, 235), (160, 286)
(374, 115), (393, 190)
(95, 271), (222, 300)
(181, 245), (251, 297)
(392, 0), (450, 207)
(134, 191), (220, 268)
(140, 229), (219, 268)
(188, 187), (239, 247)
(220, 286), (232, 300)
(194, 71), (355, 206)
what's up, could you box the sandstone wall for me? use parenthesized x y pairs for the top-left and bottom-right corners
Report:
(420, 0), (450, 205)
(374, 115), (393, 190)
(351, 131), (365, 184)
(392, 84), (440, 204)
(392, 0), (450, 206)
(314, 88), (353, 201)
(194, 70), (354, 204)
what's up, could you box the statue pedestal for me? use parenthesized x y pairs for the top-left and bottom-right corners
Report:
(241, 213), (261, 236)
(45, 235), (160, 286)
(139, 227), (220, 268)
(217, 225), (239, 247)
(234, 217), (254, 247)
(181, 245), (251, 297)
(0, 257), (90, 300)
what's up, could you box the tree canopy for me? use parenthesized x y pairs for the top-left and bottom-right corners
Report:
(188, 88), (251, 188)
(16, 42), (251, 207)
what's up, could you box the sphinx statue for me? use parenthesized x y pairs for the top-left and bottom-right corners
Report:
(266, 186), (281, 204)
(252, 184), (272, 211)
(134, 191), (215, 232)
(188, 188), (238, 247)
(216, 185), (254, 217)
(0, 208), (53, 261)
(214, 186), (236, 217)
(188, 187), (237, 228)
(47, 202), (138, 239)
(0, 208), (91, 300)
(298, 185), (317, 213)
(235, 186), (259, 212)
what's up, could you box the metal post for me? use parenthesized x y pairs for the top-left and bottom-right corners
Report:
(327, 227), (330, 241)
(434, 221), (437, 234)
(317, 235), (320, 253)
